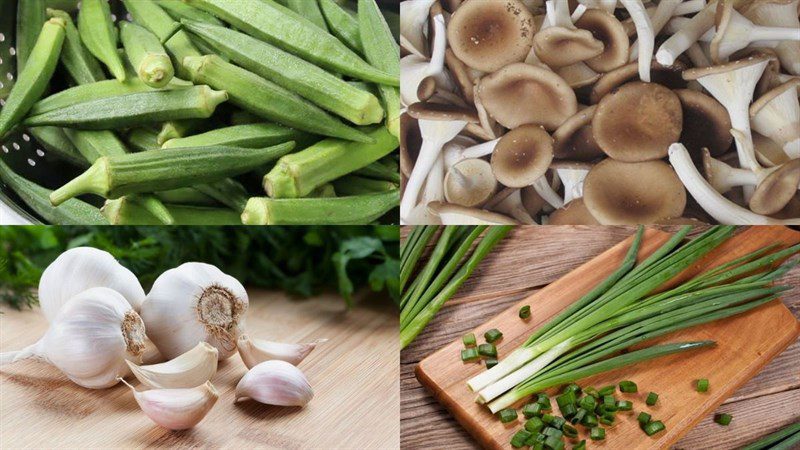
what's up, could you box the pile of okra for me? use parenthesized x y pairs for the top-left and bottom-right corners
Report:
(0, 0), (400, 225)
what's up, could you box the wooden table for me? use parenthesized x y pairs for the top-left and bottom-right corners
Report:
(1, 289), (399, 449)
(401, 226), (800, 450)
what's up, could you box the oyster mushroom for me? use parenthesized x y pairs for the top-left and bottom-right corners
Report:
(553, 105), (604, 161)
(400, 113), (422, 178)
(428, 202), (520, 224)
(753, 132), (791, 167)
(400, 0), (438, 57)
(552, 161), (593, 203)
(741, 0), (800, 75)
(444, 158), (498, 208)
(533, 26), (605, 68)
(592, 82), (683, 162)
(401, 14), (452, 106)
(491, 125), (555, 188)
(749, 79), (800, 158)
(590, 60), (687, 103)
(575, 9), (630, 72)
(628, 0), (680, 62)
(710, 0), (800, 64)
(583, 158), (687, 224)
(656, 1), (717, 66)
(491, 189), (537, 224)
(619, 0), (655, 81)
(674, 88), (733, 158)
(549, 198), (601, 224)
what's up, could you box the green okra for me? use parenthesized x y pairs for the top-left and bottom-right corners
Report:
(126, 128), (162, 152)
(103, 197), (240, 225)
(194, 178), (250, 212)
(184, 0), (398, 86)
(355, 159), (401, 183)
(126, 194), (176, 225)
(318, 0), (362, 53)
(157, 119), (205, 145)
(153, 0), (225, 26)
(230, 110), (262, 126)
(120, 21), (175, 89)
(24, 85), (229, 130)
(50, 142), (295, 205)
(0, 17), (66, 140)
(63, 128), (128, 163)
(78, 0), (126, 81)
(182, 20), (383, 126)
(310, 183), (337, 198)
(284, 0), (329, 31)
(0, 157), (107, 224)
(264, 126), (398, 198)
(332, 175), (397, 196)
(29, 77), (192, 116)
(156, 188), (219, 207)
(28, 127), (87, 167)
(122, 0), (201, 79)
(44, 0), (80, 12)
(16, 0), (47, 72)
(183, 55), (371, 143)
(47, 9), (105, 85)
(359, 0), (401, 138)
(162, 123), (308, 149)
(241, 189), (398, 225)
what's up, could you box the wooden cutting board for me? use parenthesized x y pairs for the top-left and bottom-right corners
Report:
(416, 226), (800, 450)
(0, 290), (399, 449)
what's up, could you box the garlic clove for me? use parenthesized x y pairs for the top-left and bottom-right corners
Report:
(237, 335), (327, 369)
(119, 378), (219, 430)
(126, 342), (218, 389)
(235, 360), (314, 407)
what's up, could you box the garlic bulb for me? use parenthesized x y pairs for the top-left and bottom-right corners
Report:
(235, 360), (314, 407)
(237, 335), (327, 369)
(126, 342), (218, 389)
(119, 378), (219, 430)
(38, 247), (146, 322)
(141, 262), (248, 361)
(0, 287), (146, 389)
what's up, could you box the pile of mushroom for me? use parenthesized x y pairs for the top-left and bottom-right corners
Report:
(400, 0), (800, 225)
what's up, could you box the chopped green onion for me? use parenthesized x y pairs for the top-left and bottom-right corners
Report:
(644, 420), (666, 436)
(715, 413), (732, 426)
(462, 333), (476, 347)
(598, 385), (616, 396)
(557, 391), (577, 409)
(461, 348), (479, 362)
(638, 412), (652, 427)
(564, 383), (582, 396)
(537, 394), (553, 410)
(560, 404), (577, 418)
(511, 430), (532, 448)
(571, 408), (587, 424)
(525, 417), (545, 433)
(542, 413), (556, 424)
(563, 424), (578, 438)
(646, 392), (659, 406)
(582, 414), (598, 427)
(524, 432), (542, 446)
(617, 400), (633, 411)
(543, 427), (563, 438)
(600, 414), (615, 426)
(697, 379), (709, 392)
(498, 408), (518, 423)
(544, 434), (565, 450)
(551, 416), (567, 430)
(619, 380), (638, 393)
(579, 395), (597, 411)
(602, 395), (618, 412)
(590, 427), (606, 440)
(486, 358), (498, 369)
(584, 387), (599, 398)
(574, 439), (587, 450)
(519, 305), (531, 320)
(478, 343), (497, 358)
(741, 421), (800, 450)
(484, 328), (503, 343)
(523, 402), (545, 417)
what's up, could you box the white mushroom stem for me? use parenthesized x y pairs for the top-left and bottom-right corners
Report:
(630, 0), (681, 61)
(705, 149), (798, 192)
(620, 0), (655, 82)
(571, 4), (588, 22)
(751, 85), (800, 158)
(656, 1), (716, 66)
(669, 143), (800, 224)
(473, 84), (497, 140)
(532, 175), (565, 209)
(674, 0), (706, 16)
(404, 154), (445, 225)
(545, 0), (574, 28)
(711, 8), (800, 62)
(743, 0), (800, 75)
(492, 190), (538, 224)
(686, 43), (712, 68)
(400, 0), (437, 58)
(444, 138), (499, 168)
(400, 119), (467, 221)
(400, 14), (450, 106)
(556, 168), (590, 203)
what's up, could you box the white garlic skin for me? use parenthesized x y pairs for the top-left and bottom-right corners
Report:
(38, 247), (145, 322)
(126, 342), (218, 389)
(141, 262), (249, 361)
(124, 380), (219, 430)
(237, 335), (327, 369)
(235, 360), (314, 407)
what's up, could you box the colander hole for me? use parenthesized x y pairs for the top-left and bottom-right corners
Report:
(0, 33), (4, 43)
(2, 146), (8, 153)
(27, 159), (36, 167)
(36, 149), (45, 157)
(5, 72), (12, 81)
(22, 134), (30, 142)
(0, 56), (4, 64)
(0, 81), (4, 90)
(0, 99), (5, 106)
(9, 47), (15, 56)
(12, 143), (20, 150)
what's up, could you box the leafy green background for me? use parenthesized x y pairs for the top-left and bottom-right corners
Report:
(0, 226), (399, 310)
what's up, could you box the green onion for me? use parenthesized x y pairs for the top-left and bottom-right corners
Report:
(511, 430), (532, 448)
(646, 392), (659, 406)
(486, 358), (499, 369)
(584, 387), (599, 398)
(644, 420), (666, 436)
(560, 404), (577, 418)
(571, 408), (587, 424)
(741, 422), (800, 450)
(638, 412), (651, 426)
(498, 408), (518, 423)
(463, 333), (476, 347)
(556, 391), (577, 409)
(520, 305), (532, 320)
(579, 395), (596, 411)
(543, 427), (563, 438)
(537, 394), (553, 410)
(551, 416), (567, 430)
(525, 432), (542, 446)
(562, 424), (578, 438)
(461, 348), (479, 362)
(619, 380), (638, 393)
(598, 385), (616, 396)
(602, 395), (618, 412)
(564, 384), (582, 395)
(582, 414), (599, 428)
(590, 427), (606, 440)
(478, 343), (497, 358)
(544, 434), (564, 450)
(485, 328), (503, 343)
(600, 414), (615, 426)
(697, 379), (709, 392)
(715, 413), (732, 426)
(524, 402), (545, 417)
(525, 417), (545, 433)
(574, 439), (587, 450)
(617, 400), (633, 411)
(542, 413), (556, 424)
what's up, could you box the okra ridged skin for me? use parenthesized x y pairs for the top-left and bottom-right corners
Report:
(16, 0), (46, 72)
(24, 85), (228, 130)
(102, 198), (242, 225)
(0, 17), (66, 140)
(182, 20), (384, 126)
(162, 123), (309, 149)
(157, 119), (205, 146)
(284, 0), (329, 31)
(78, 0), (127, 81)
(184, 0), (399, 86)
(264, 127), (399, 198)
(49, 142), (296, 206)
(48, 8), (106, 85)
(63, 128), (128, 163)
(0, 158), (107, 225)
(183, 55), (372, 143)
(120, 21), (175, 89)
(318, 0), (363, 53)
(241, 189), (399, 225)
(359, 0), (401, 138)
(29, 127), (88, 168)
(153, 0), (225, 26)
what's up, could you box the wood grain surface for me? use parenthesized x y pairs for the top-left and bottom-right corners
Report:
(401, 226), (800, 450)
(1, 290), (399, 449)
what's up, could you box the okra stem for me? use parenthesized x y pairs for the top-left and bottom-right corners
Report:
(102, 197), (240, 225)
(120, 21), (175, 88)
(241, 190), (399, 225)
(359, 0), (401, 138)
(157, 119), (205, 146)
(264, 127), (398, 198)
(78, 0), (127, 81)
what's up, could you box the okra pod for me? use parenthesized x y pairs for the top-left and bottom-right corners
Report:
(16, 0), (46, 71)
(24, 85), (229, 130)
(50, 142), (295, 205)
(125, 128), (162, 152)
(318, 0), (363, 53)
(310, 183), (337, 198)
(184, 0), (398, 86)
(359, 0), (401, 138)
(284, 0), (329, 31)
(29, 77), (192, 116)
(44, 0), (80, 12)
(264, 127), (398, 198)
(120, 21), (175, 88)
(332, 175), (397, 196)
(156, 188), (219, 207)
(355, 159), (401, 183)
(182, 20), (383, 126)
(103, 197), (241, 225)
(162, 123), (308, 149)
(28, 127), (88, 167)
(241, 190), (399, 225)
(63, 128), (128, 163)
(0, 17), (66, 140)
(230, 110), (261, 126)
(47, 9), (105, 85)
(194, 178), (250, 212)
(121, 0), (201, 79)
(0, 158), (107, 224)
(78, 0), (126, 81)
(157, 119), (205, 145)
(153, 0), (224, 26)
(183, 55), (371, 142)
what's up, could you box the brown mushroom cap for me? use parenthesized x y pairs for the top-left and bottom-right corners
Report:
(553, 105), (604, 161)
(753, 132), (791, 166)
(575, 9), (630, 73)
(592, 82), (683, 162)
(556, 63), (602, 89)
(491, 124), (554, 188)
(447, 0), (535, 73)
(750, 78), (800, 118)
(683, 54), (773, 81)
(444, 158), (498, 207)
(770, 193), (800, 220)
(749, 159), (800, 215)
(674, 89), (733, 158)
(407, 101), (481, 123)
(521, 185), (547, 216)
(590, 61), (687, 104)
(532, 27), (604, 68)
(478, 63), (578, 130)
(400, 113), (421, 178)
(549, 198), (601, 225)
(583, 159), (687, 224)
